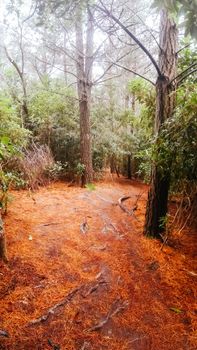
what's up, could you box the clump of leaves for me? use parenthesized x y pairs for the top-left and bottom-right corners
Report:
(85, 183), (96, 191)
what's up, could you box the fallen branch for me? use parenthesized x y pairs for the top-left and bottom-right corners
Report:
(87, 299), (128, 332)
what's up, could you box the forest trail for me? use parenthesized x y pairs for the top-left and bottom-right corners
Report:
(0, 178), (196, 350)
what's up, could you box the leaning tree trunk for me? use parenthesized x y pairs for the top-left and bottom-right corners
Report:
(75, 8), (94, 186)
(144, 9), (177, 238)
(0, 215), (8, 263)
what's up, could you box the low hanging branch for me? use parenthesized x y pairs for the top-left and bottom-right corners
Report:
(170, 62), (197, 85)
(113, 62), (155, 86)
(178, 68), (197, 86)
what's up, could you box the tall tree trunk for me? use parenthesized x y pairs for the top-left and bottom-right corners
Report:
(127, 155), (132, 179)
(63, 31), (68, 85)
(0, 216), (8, 263)
(75, 8), (93, 186)
(144, 9), (177, 238)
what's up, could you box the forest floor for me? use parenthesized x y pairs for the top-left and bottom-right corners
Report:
(0, 175), (196, 350)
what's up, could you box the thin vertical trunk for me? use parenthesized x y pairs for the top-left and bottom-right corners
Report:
(127, 155), (132, 179)
(75, 8), (93, 186)
(63, 31), (68, 85)
(144, 9), (177, 238)
(4, 47), (29, 128)
(0, 216), (8, 263)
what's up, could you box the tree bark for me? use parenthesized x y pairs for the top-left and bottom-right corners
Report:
(75, 8), (94, 186)
(0, 216), (8, 263)
(127, 155), (132, 179)
(144, 9), (177, 238)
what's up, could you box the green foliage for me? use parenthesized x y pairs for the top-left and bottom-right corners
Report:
(0, 95), (29, 147)
(152, 45), (197, 192)
(28, 80), (80, 177)
(0, 136), (18, 214)
(170, 307), (182, 314)
(85, 183), (96, 191)
(154, 83), (197, 190)
(76, 162), (85, 176)
(127, 78), (154, 180)
(44, 161), (66, 180)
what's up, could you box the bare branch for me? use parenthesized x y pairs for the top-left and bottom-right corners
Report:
(113, 63), (155, 85)
(22, 0), (39, 24)
(95, 2), (161, 77)
(176, 43), (191, 55)
(93, 74), (121, 85)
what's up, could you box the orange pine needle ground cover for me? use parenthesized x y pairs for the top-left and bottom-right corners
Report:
(0, 178), (196, 350)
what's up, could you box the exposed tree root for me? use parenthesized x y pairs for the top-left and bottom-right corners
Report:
(118, 192), (144, 220)
(87, 298), (128, 332)
(95, 194), (117, 205)
(29, 278), (106, 325)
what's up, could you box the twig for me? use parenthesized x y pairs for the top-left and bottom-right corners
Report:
(80, 342), (90, 350)
(48, 339), (60, 350)
(42, 223), (59, 227)
(0, 330), (9, 338)
(80, 217), (89, 234)
(87, 299), (128, 332)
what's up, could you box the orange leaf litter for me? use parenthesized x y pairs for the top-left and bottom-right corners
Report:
(0, 177), (196, 350)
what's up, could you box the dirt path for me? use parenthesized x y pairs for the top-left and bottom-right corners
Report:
(0, 179), (196, 350)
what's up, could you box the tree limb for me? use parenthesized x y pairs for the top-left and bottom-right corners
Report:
(178, 68), (197, 86)
(171, 62), (197, 84)
(95, 2), (162, 77)
(113, 63), (155, 85)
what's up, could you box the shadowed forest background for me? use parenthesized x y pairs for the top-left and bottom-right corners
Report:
(0, 0), (196, 349)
